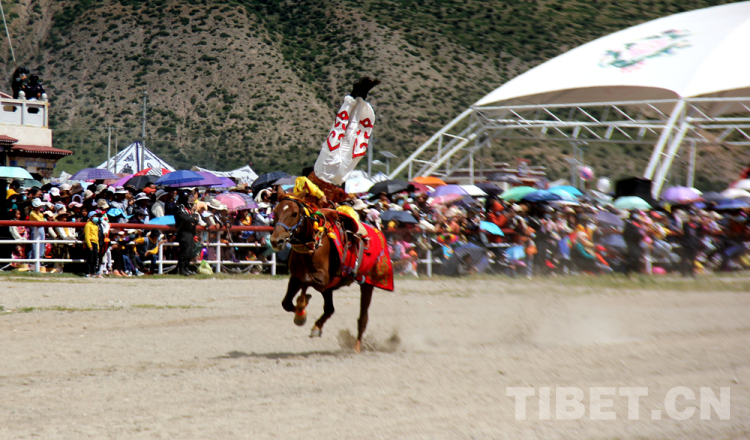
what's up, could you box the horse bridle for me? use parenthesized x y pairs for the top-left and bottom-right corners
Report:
(275, 198), (323, 250)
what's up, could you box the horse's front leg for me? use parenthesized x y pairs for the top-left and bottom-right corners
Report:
(281, 277), (302, 312)
(354, 284), (374, 353)
(310, 289), (334, 338)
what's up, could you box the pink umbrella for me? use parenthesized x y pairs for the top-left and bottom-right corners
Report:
(429, 193), (464, 206)
(213, 193), (247, 211)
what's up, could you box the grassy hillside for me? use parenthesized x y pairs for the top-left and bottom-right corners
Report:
(0, 0), (740, 189)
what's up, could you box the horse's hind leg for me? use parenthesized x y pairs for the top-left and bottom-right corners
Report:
(354, 284), (374, 353)
(310, 289), (334, 337)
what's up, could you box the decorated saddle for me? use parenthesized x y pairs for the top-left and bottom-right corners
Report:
(324, 211), (394, 292)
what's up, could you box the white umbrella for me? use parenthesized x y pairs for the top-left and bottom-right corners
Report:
(345, 177), (374, 194)
(0, 166), (33, 180)
(459, 184), (487, 197)
(721, 188), (750, 199)
(733, 179), (750, 191)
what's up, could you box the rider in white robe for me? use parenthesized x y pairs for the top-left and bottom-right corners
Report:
(314, 78), (379, 186)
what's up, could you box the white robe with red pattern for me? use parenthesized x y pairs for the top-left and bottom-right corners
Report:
(314, 96), (375, 185)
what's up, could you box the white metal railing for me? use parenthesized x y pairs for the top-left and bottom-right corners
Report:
(0, 96), (48, 128)
(0, 237), (277, 275)
(156, 241), (276, 275)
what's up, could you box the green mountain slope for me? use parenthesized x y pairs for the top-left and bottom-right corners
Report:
(0, 0), (741, 188)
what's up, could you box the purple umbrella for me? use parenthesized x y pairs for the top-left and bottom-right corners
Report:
(190, 171), (225, 187)
(661, 186), (701, 204)
(71, 168), (119, 181)
(429, 184), (469, 197)
(216, 177), (236, 188)
(113, 173), (135, 187)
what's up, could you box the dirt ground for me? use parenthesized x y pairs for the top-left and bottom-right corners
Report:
(1, 275), (749, 439)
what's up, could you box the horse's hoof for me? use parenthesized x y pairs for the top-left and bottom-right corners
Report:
(310, 327), (322, 338)
(354, 340), (362, 353)
(293, 310), (307, 327)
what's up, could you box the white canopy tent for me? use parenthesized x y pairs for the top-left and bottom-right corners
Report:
(392, 2), (750, 196)
(97, 141), (175, 174)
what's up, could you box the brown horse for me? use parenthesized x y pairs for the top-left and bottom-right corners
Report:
(270, 190), (374, 352)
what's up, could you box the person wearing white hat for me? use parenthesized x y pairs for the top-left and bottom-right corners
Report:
(151, 189), (169, 218)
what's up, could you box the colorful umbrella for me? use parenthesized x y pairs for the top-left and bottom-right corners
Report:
(733, 179), (750, 191)
(430, 184), (469, 197)
(217, 177), (235, 188)
(547, 187), (578, 201)
(613, 196), (651, 211)
(228, 192), (257, 209)
(346, 177), (374, 193)
(408, 181), (432, 193)
(213, 193), (248, 211)
(369, 179), (410, 195)
(429, 194), (464, 206)
(479, 220), (504, 236)
(155, 170), (204, 187)
(475, 182), (503, 196)
(500, 186), (535, 202)
(113, 173), (135, 187)
(701, 191), (728, 203)
(274, 176), (299, 186)
(190, 172), (225, 187)
(20, 179), (43, 189)
(125, 175), (159, 189)
(459, 185), (487, 197)
(148, 215), (175, 225)
(721, 188), (750, 199)
(714, 199), (750, 210)
(0, 166), (33, 179)
(412, 176), (447, 187)
(134, 167), (170, 177)
(522, 190), (562, 203)
(71, 168), (119, 181)
(550, 185), (583, 197)
(251, 171), (291, 193)
(380, 210), (418, 224)
(661, 186), (701, 203)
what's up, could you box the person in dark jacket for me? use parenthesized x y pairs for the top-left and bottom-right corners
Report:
(174, 191), (199, 276)
(623, 211), (645, 277)
(10, 67), (29, 99)
(22, 74), (45, 100)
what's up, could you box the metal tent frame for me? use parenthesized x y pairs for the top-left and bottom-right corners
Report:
(389, 97), (750, 197)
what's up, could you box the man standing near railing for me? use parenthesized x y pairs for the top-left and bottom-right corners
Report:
(28, 199), (46, 262)
(175, 191), (199, 276)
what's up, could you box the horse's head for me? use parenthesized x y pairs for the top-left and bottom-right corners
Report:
(293, 293), (311, 326)
(271, 188), (303, 252)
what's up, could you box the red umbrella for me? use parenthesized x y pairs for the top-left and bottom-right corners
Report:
(408, 181), (432, 193)
(134, 167), (171, 177)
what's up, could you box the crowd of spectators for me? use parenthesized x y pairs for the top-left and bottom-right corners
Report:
(3, 176), (750, 278)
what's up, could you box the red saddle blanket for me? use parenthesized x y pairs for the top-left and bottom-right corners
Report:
(328, 221), (394, 291)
